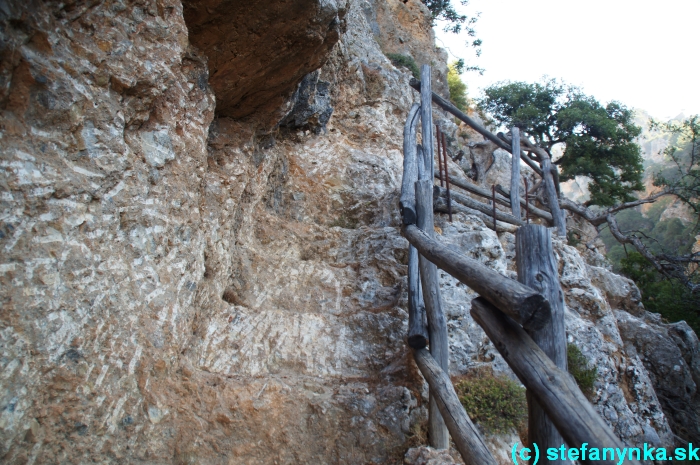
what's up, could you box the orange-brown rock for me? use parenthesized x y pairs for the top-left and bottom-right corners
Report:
(182, 0), (347, 123)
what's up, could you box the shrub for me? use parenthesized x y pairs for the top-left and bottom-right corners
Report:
(566, 230), (582, 247)
(567, 344), (597, 398)
(454, 369), (527, 434)
(386, 53), (420, 79)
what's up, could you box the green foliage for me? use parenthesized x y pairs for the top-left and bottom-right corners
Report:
(599, 202), (696, 263)
(567, 230), (582, 247)
(477, 79), (644, 206)
(421, 1), (483, 73)
(454, 371), (527, 434)
(385, 53), (419, 79)
(652, 115), (700, 214)
(567, 344), (597, 398)
(619, 252), (700, 334)
(447, 61), (469, 111)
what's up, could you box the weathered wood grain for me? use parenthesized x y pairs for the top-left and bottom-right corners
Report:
(516, 225), (569, 465)
(400, 103), (421, 225)
(413, 348), (497, 465)
(470, 298), (641, 465)
(446, 174), (553, 222)
(510, 127), (521, 220)
(415, 177), (449, 449)
(407, 244), (428, 349)
(420, 66), (435, 180)
(402, 224), (551, 331)
(434, 197), (519, 234)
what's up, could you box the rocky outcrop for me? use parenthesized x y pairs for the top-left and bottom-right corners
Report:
(182, 0), (347, 124)
(1, 0), (698, 463)
(616, 311), (700, 443)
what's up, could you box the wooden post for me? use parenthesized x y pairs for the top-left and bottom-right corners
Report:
(415, 177), (449, 449)
(407, 244), (428, 349)
(441, 131), (452, 222)
(420, 66), (435, 180)
(416, 144), (425, 180)
(400, 103), (421, 225)
(510, 127), (521, 220)
(491, 185), (497, 231)
(542, 156), (567, 236)
(517, 140), (566, 237)
(524, 177), (530, 224)
(402, 224), (551, 330)
(413, 348), (497, 465)
(470, 298), (642, 465)
(516, 225), (569, 465)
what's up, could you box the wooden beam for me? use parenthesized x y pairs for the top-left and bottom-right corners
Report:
(516, 225), (569, 465)
(400, 103), (421, 225)
(413, 348), (497, 465)
(470, 298), (642, 465)
(434, 186), (522, 226)
(409, 79), (543, 177)
(441, 131), (452, 222)
(542, 156), (567, 237)
(445, 174), (553, 223)
(434, 197), (519, 234)
(416, 176), (449, 449)
(401, 224), (551, 331)
(407, 244), (428, 349)
(501, 135), (566, 236)
(510, 127), (521, 220)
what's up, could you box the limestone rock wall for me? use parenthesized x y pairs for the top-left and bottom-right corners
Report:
(0, 0), (697, 464)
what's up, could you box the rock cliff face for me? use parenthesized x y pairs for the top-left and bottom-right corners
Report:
(0, 1), (697, 464)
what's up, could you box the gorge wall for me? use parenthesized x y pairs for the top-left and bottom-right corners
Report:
(0, 1), (698, 464)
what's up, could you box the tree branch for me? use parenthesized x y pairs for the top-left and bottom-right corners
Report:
(560, 190), (673, 227)
(606, 213), (700, 293)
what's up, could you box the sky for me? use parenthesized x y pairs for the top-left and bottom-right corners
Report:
(434, 0), (700, 121)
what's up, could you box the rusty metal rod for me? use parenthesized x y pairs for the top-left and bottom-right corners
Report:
(442, 131), (452, 222)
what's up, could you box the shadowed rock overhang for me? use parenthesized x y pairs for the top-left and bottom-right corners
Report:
(182, 0), (347, 123)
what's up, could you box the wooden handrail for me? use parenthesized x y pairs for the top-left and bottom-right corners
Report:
(435, 172), (554, 223)
(402, 224), (551, 330)
(434, 186), (522, 226)
(409, 78), (543, 177)
(413, 348), (497, 465)
(471, 298), (642, 465)
(434, 197), (519, 233)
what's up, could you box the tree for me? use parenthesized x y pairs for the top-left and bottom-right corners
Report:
(447, 61), (468, 111)
(476, 78), (699, 294)
(478, 79), (645, 207)
(620, 252), (700, 333)
(652, 115), (700, 214)
(421, 0), (483, 73)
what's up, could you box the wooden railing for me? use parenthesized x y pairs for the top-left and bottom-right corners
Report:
(398, 65), (641, 465)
